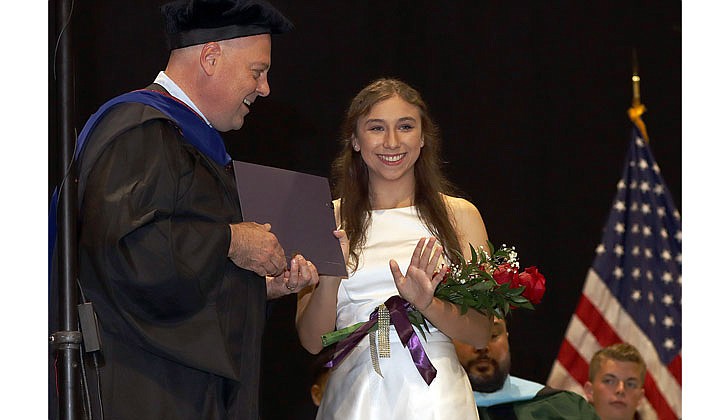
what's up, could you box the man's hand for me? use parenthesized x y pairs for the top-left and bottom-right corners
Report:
(228, 222), (286, 277)
(266, 255), (319, 299)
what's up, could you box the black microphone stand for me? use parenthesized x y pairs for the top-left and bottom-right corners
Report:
(50, 0), (82, 418)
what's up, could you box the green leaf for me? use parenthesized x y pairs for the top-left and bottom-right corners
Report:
(453, 248), (466, 266)
(510, 295), (530, 304)
(408, 309), (432, 341)
(487, 240), (495, 257)
(518, 301), (535, 310)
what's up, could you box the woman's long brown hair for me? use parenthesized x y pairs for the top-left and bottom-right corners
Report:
(331, 78), (462, 271)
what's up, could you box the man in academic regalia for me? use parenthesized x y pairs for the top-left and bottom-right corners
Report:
(454, 318), (599, 419)
(49, 1), (319, 419)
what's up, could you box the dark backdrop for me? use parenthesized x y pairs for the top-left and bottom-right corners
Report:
(48, 1), (681, 419)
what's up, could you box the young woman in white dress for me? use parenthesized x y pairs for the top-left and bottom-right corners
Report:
(296, 78), (492, 419)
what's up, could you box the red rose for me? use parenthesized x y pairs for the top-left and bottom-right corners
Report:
(516, 266), (546, 304)
(493, 263), (518, 286)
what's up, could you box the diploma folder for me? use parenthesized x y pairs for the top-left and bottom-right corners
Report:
(233, 161), (347, 277)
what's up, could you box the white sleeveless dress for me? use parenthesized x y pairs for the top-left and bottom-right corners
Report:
(316, 207), (478, 420)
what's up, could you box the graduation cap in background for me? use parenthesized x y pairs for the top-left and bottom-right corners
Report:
(161, 0), (294, 50)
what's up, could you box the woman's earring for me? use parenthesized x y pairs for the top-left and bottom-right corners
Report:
(420, 139), (425, 148)
(353, 144), (360, 152)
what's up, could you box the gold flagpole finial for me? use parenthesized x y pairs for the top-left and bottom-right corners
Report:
(628, 48), (649, 142)
(631, 48), (642, 107)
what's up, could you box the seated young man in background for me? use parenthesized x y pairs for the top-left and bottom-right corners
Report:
(584, 342), (646, 420)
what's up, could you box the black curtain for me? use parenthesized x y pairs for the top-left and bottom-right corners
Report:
(48, 1), (681, 419)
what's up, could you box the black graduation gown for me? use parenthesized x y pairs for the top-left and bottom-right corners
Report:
(73, 86), (266, 419)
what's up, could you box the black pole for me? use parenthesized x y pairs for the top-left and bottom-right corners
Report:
(51, 0), (82, 418)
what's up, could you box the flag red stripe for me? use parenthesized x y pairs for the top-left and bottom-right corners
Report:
(574, 294), (621, 345)
(668, 354), (682, 385)
(556, 339), (590, 385)
(644, 371), (678, 420)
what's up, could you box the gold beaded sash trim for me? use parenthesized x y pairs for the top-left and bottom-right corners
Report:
(377, 304), (391, 357)
(368, 303), (391, 377)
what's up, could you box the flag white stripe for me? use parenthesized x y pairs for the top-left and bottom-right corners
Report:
(637, 398), (659, 420)
(564, 314), (603, 363)
(547, 362), (585, 396)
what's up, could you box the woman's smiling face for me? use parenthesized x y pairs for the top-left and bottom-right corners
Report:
(353, 95), (423, 187)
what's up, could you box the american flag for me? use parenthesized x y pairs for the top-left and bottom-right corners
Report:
(547, 124), (682, 419)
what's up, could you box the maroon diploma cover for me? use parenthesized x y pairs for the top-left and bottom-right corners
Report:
(233, 161), (347, 277)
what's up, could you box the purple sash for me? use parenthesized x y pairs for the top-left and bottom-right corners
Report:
(325, 295), (438, 385)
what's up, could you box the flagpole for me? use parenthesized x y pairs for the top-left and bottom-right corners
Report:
(51, 0), (83, 418)
(628, 48), (649, 142)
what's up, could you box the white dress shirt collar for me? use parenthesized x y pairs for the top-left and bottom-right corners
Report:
(153, 71), (212, 127)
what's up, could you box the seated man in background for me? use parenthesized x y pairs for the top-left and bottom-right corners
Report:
(453, 318), (598, 419)
(584, 342), (646, 420)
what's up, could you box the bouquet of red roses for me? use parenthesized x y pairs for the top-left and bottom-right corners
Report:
(406, 241), (546, 338)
